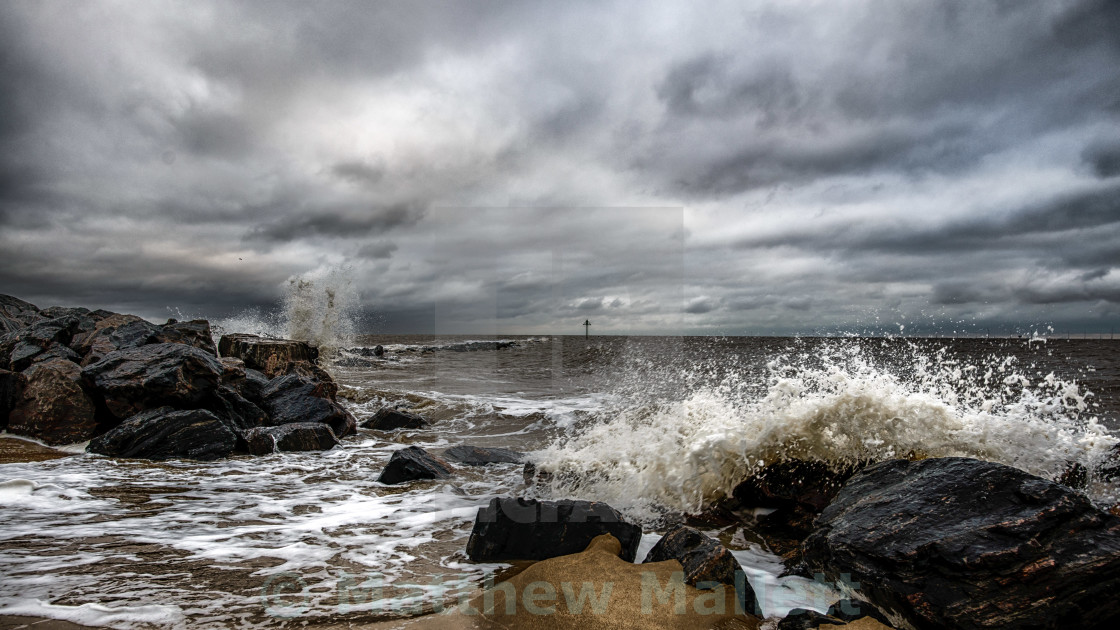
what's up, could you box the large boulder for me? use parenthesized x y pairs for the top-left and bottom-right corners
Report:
(645, 525), (759, 614)
(206, 386), (269, 433)
(243, 423), (339, 455)
(81, 343), (223, 419)
(1, 368), (28, 431)
(362, 407), (428, 431)
(0, 294), (42, 333)
(73, 316), (160, 366)
(731, 459), (863, 566)
(218, 334), (319, 374)
(6, 359), (98, 445)
(466, 497), (643, 563)
(802, 457), (1120, 630)
(1, 315), (84, 371)
(151, 319), (217, 355)
(377, 445), (452, 484)
(260, 373), (356, 438)
(86, 407), (237, 461)
(443, 444), (523, 465)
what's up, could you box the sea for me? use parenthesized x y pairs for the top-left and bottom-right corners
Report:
(2, 329), (1119, 628)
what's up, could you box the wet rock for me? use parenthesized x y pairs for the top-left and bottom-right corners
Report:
(207, 386), (269, 433)
(81, 343), (223, 419)
(244, 423), (339, 455)
(731, 459), (863, 567)
(218, 357), (246, 383)
(466, 497), (643, 562)
(443, 444), (523, 465)
(825, 598), (892, 626)
(802, 457), (1120, 630)
(260, 373), (356, 438)
(0, 368), (28, 431)
(218, 334), (319, 374)
(377, 445), (452, 484)
(0, 294), (42, 333)
(151, 319), (217, 355)
(362, 407), (428, 430)
(7, 359), (98, 445)
(86, 407), (237, 461)
(644, 525), (759, 614)
(776, 608), (845, 630)
(274, 360), (338, 399)
(1, 316), (83, 371)
(73, 316), (160, 366)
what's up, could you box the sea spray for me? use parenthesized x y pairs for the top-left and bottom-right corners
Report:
(282, 266), (359, 356)
(211, 266), (359, 356)
(530, 338), (1119, 522)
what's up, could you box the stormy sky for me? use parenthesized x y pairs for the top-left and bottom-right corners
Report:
(2, 0), (1119, 335)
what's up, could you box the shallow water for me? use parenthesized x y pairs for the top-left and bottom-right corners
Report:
(1, 335), (1117, 628)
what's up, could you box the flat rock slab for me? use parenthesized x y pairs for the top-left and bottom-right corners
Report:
(803, 456), (1120, 630)
(81, 343), (223, 419)
(466, 497), (643, 563)
(218, 334), (318, 373)
(87, 407), (237, 461)
(362, 407), (428, 430)
(377, 445), (452, 484)
(443, 444), (523, 465)
(244, 423), (339, 455)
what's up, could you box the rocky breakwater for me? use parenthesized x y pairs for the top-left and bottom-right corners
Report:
(0, 294), (355, 460)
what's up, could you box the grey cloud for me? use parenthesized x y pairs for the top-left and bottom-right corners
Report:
(246, 203), (425, 243)
(355, 241), (398, 260)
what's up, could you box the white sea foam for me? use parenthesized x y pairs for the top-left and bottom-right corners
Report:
(532, 340), (1120, 520)
(0, 599), (184, 628)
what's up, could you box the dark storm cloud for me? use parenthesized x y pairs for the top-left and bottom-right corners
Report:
(2, 0), (1120, 333)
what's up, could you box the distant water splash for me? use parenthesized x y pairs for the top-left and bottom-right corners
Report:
(532, 338), (1120, 522)
(211, 267), (359, 357)
(283, 267), (358, 357)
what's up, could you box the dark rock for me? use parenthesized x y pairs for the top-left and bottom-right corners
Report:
(826, 598), (892, 626)
(1, 316), (83, 371)
(218, 357), (246, 383)
(86, 407), (237, 461)
(29, 343), (81, 366)
(73, 316), (159, 366)
(466, 497), (643, 562)
(244, 423), (339, 455)
(362, 407), (428, 430)
(274, 360), (338, 400)
(347, 345), (384, 357)
(377, 445), (452, 484)
(443, 444), (523, 465)
(1, 368), (28, 431)
(776, 608), (845, 630)
(7, 359), (98, 445)
(218, 334), (319, 374)
(731, 459), (864, 569)
(152, 320), (217, 355)
(260, 373), (356, 438)
(644, 525), (759, 614)
(81, 343), (223, 419)
(207, 386), (269, 433)
(0, 294), (42, 333)
(732, 459), (861, 512)
(802, 457), (1120, 630)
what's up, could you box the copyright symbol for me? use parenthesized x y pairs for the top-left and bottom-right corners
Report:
(261, 571), (309, 618)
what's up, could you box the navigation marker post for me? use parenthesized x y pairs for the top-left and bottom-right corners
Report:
(583, 319), (590, 339)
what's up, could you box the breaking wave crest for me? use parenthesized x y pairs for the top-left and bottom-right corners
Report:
(531, 339), (1119, 520)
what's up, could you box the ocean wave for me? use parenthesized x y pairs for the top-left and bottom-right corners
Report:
(531, 339), (1119, 520)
